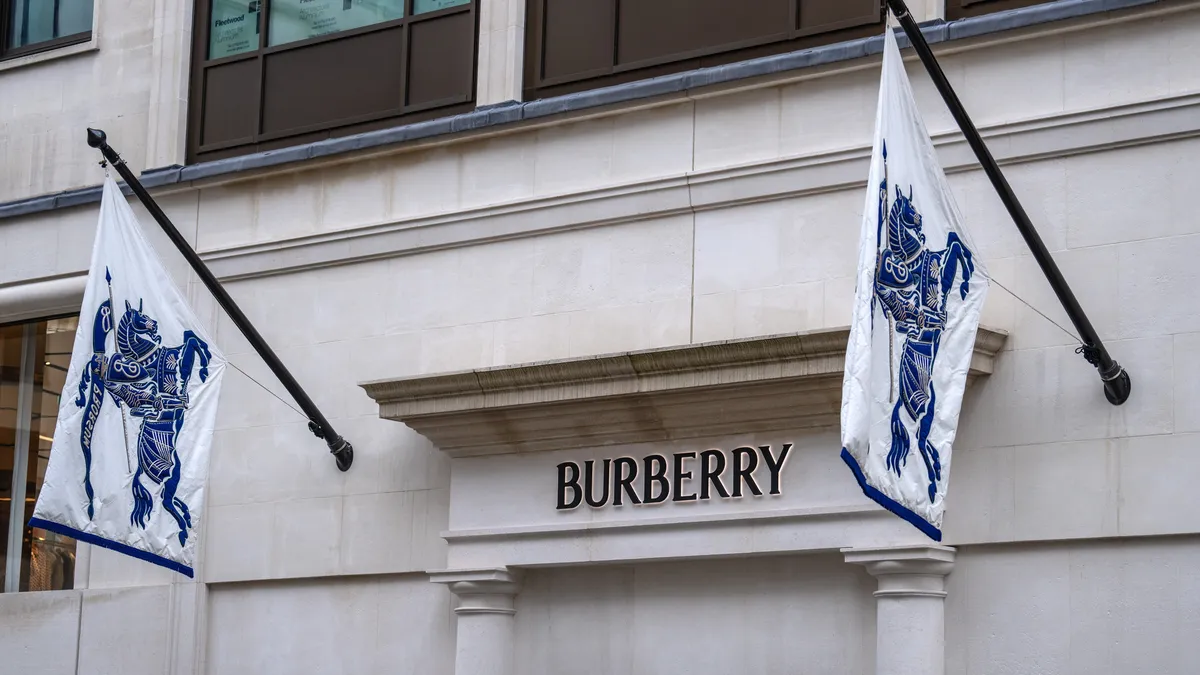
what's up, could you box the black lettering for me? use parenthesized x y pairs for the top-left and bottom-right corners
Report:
(699, 449), (730, 499)
(557, 462), (582, 510)
(584, 459), (612, 507)
(760, 444), (792, 496)
(732, 447), (762, 497)
(644, 455), (669, 504)
(672, 452), (698, 502)
(613, 457), (641, 506)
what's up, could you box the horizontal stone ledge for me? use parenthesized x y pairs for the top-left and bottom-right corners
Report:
(360, 326), (1008, 457)
(442, 508), (929, 569)
(441, 503), (885, 541)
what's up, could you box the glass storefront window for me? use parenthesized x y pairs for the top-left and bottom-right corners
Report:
(0, 316), (77, 593)
(6, 0), (93, 51)
(209, 0), (261, 60)
(0, 326), (19, 593)
(269, 0), (404, 47)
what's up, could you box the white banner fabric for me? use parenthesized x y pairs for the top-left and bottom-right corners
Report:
(29, 175), (225, 577)
(840, 28), (988, 541)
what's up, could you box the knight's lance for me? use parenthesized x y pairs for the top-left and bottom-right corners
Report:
(106, 268), (133, 473)
(881, 149), (896, 403)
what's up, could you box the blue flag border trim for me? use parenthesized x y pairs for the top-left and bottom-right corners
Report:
(27, 517), (194, 578)
(840, 448), (943, 542)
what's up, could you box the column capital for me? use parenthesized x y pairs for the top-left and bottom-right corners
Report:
(429, 568), (523, 615)
(432, 568), (522, 675)
(843, 545), (955, 598)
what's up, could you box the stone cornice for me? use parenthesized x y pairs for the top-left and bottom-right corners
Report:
(360, 326), (1008, 457)
(0, 274), (86, 325)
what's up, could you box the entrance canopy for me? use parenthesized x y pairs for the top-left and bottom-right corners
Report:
(360, 326), (1006, 569)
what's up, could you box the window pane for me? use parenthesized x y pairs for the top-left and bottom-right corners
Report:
(413, 0), (468, 15)
(0, 325), (20, 593)
(56, 0), (92, 35)
(22, 318), (77, 592)
(269, 0), (404, 47)
(7, 0), (93, 50)
(209, 0), (261, 60)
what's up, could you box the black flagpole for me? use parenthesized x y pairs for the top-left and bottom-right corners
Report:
(86, 128), (355, 470)
(883, 0), (1131, 406)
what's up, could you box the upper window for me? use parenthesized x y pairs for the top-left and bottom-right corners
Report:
(188, 0), (477, 164)
(1, 316), (78, 593)
(0, 0), (93, 61)
(524, 0), (884, 101)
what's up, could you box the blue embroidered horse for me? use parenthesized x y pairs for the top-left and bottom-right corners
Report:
(872, 144), (976, 503)
(75, 271), (212, 546)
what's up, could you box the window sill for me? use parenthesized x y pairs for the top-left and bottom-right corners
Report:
(0, 36), (98, 73)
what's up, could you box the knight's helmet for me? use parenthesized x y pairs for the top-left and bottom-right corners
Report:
(887, 185), (925, 262)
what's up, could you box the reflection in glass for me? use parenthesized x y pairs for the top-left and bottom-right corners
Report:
(7, 0), (93, 51)
(0, 326), (19, 592)
(24, 318), (77, 592)
(0, 317), (76, 593)
(413, 0), (469, 15)
(270, 0), (404, 47)
(209, 0), (261, 59)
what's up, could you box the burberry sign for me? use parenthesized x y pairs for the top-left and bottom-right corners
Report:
(556, 444), (793, 510)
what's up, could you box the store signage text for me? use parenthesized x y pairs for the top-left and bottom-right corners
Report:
(556, 444), (792, 510)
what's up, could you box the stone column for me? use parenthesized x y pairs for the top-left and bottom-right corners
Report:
(145, 0), (195, 169)
(475, 0), (526, 105)
(430, 568), (523, 675)
(844, 546), (956, 675)
(913, 0), (946, 22)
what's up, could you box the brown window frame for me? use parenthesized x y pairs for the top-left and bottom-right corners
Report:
(0, 0), (93, 62)
(187, 0), (478, 163)
(524, 0), (886, 101)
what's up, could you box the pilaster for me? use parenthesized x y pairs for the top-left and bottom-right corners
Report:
(844, 545), (956, 675)
(889, 0), (946, 25)
(476, 0), (526, 105)
(913, 0), (947, 22)
(430, 568), (523, 675)
(145, 0), (194, 169)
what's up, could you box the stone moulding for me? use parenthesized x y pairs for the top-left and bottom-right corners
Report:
(360, 326), (1008, 457)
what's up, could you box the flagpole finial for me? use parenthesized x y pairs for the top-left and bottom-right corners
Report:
(87, 128), (107, 149)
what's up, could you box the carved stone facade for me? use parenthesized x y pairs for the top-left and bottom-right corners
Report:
(2, 1), (1200, 674)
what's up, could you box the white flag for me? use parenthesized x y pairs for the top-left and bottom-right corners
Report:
(29, 175), (225, 577)
(840, 28), (988, 541)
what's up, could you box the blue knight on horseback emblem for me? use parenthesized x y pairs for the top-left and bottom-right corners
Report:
(873, 142), (977, 503)
(74, 269), (213, 546)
